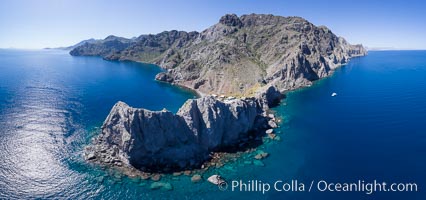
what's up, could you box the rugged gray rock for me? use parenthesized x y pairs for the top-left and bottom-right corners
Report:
(80, 14), (367, 171)
(85, 86), (282, 171)
(71, 13), (366, 96)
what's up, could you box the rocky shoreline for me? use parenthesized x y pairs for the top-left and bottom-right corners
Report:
(84, 85), (283, 173)
(92, 139), (281, 190)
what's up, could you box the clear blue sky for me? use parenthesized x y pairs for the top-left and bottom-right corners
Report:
(1, 0), (425, 49)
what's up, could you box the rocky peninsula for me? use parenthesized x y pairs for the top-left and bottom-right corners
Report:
(74, 14), (366, 172)
(84, 86), (282, 172)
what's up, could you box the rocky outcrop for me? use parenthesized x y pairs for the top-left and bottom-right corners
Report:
(85, 86), (282, 171)
(79, 14), (367, 172)
(70, 13), (366, 96)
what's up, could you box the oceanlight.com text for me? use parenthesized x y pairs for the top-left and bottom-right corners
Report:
(221, 179), (418, 195)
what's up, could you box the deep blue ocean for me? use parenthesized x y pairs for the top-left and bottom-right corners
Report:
(0, 49), (425, 199)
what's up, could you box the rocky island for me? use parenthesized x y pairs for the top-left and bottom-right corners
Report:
(85, 86), (281, 172)
(73, 14), (366, 172)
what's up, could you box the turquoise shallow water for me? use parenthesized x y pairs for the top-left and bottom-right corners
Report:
(0, 50), (425, 199)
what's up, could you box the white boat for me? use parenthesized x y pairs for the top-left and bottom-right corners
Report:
(331, 92), (337, 97)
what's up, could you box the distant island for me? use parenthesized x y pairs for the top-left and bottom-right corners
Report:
(45, 38), (98, 51)
(71, 14), (366, 96)
(72, 14), (366, 174)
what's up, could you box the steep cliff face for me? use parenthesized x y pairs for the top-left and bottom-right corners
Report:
(71, 14), (366, 95)
(177, 96), (262, 151)
(85, 86), (281, 171)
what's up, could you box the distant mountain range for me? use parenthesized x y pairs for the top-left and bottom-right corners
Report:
(45, 38), (98, 50)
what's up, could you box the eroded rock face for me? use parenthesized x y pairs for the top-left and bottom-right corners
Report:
(98, 101), (204, 170)
(85, 86), (282, 171)
(219, 14), (243, 27)
(154, 72), (174, 83)
(177, 96), (262, 151)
